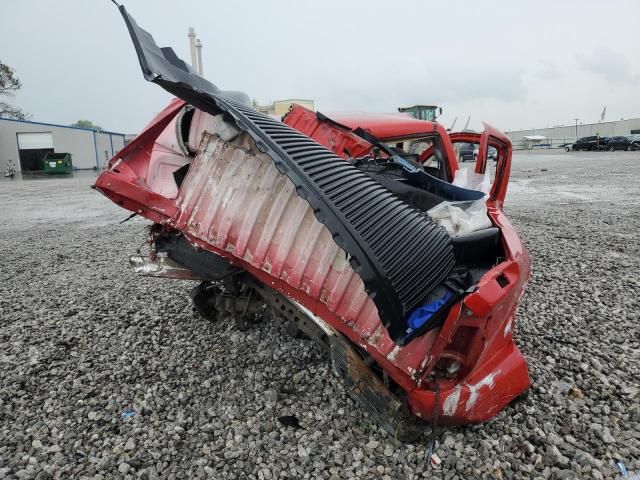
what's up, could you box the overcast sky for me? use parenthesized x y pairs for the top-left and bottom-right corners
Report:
(2, 0), (639, 133)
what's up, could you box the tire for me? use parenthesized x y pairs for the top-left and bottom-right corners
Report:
(565, 146), (570, 152)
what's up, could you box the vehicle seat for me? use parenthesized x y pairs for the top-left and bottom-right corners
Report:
(356, 162), (445, 211)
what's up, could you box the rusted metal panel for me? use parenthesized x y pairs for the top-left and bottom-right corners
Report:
(329, 333), (426, 441)
(173, 132), (436, 376)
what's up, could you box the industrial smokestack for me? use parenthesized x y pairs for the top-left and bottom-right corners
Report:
(195, 38), (203, 75)
(188, 27), (197, 72)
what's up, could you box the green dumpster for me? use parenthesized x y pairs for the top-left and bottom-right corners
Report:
(43, 153), (73, 174)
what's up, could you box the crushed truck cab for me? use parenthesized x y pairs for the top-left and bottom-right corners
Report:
(94, 4), (531, 440)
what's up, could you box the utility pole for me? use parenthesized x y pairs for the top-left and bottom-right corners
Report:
(573, 118), (579, 138)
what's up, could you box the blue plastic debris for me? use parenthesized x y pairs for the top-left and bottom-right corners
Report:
(121, 409), (137, 420)
(407, 290), (453, 330)
(616, 460), (628, 477)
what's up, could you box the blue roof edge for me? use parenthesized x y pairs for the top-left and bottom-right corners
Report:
(0, 116), (126, 136)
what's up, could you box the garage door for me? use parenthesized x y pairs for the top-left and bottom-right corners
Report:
(17, 132), (53, 150)
(17, 132), (55, 171)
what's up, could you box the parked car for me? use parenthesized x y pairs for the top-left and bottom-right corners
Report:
(572, 136), (607, 151)
(458, 143), (475, 161)
(605, 136), (631, 151)
(474, 145), (497, 160)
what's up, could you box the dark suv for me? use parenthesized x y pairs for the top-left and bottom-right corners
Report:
(605, 136), (631, 151)
(626, 135), (640, 151)
(572, 136), (607, 151)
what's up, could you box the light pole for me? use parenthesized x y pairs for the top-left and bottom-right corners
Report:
(573, 118), (579, 138)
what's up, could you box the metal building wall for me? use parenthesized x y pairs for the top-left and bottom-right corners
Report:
(0, 118), (126, 172)
(506, 117), (640, 149)
(95, 131), (126, 169)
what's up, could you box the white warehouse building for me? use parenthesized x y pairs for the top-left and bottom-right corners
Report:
(0, 117), (126, 172)
(505, 117), (640, 150)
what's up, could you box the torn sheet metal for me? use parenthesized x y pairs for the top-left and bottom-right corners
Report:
(129, 254), (203, 280)
(171, 129), (449, 371)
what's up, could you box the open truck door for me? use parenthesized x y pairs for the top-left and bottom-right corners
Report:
(450, 124), (512, 208)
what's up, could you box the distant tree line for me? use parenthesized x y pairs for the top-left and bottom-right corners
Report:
(70, 120), (103, 130)
(0, 60), (28, 119)
(1, 61), (104, 129)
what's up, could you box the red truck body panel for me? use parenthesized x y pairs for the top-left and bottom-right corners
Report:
(95, 100), (531, 425)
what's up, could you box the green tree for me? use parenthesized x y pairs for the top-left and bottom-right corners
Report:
(71, 120), (103, 130)
(0, 61), (28, 119)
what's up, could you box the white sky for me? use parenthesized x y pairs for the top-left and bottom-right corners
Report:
(2, 0), (639, 133)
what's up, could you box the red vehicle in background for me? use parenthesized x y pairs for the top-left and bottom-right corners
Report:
(93, 5), (531, 440)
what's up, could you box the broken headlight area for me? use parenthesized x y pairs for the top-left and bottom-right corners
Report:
(93, 4), (532, 441)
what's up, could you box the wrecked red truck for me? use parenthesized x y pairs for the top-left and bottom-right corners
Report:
(94, 5), (531, 440)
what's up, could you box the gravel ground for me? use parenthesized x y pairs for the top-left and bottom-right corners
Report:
(1, 151), (639, 479)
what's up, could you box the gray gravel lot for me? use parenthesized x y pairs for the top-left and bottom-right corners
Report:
(1, 151), (639, 479)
